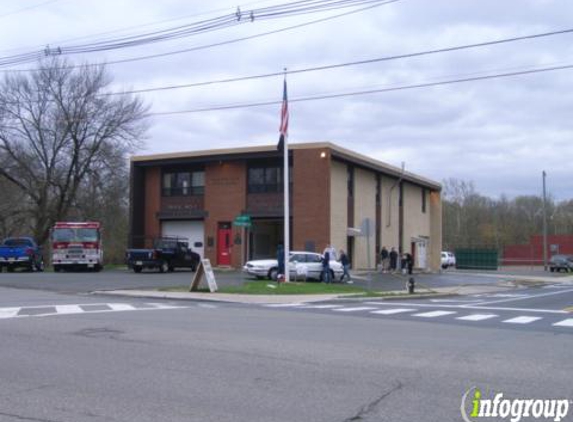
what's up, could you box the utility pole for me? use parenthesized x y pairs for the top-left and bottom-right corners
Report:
(542, 170), (548, 271)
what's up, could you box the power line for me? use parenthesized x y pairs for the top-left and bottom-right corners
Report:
(0, 1), (396, 73)
(148, 63), (573, 116)
(100, 27), (573, 96)
(0, 0), (396, 68)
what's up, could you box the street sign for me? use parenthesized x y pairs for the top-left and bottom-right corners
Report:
(233, 214), (251, 228)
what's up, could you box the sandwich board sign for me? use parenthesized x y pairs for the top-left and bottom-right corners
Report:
(190, 259), (218, 293)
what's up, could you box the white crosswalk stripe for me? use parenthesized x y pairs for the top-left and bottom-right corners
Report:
(332, 307), (378, 312)
(370, 308), (417, 315)
(502, 316), (542, 324)
(0, 303), (189, 320)
(300, 304), (344, 309)
(413, 311), (457, 318)
(456, 314), (498, 322)
(553, 319), (573, 327)
(263, 303), (304, 308)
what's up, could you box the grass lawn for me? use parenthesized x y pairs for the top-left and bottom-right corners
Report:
(158, 281), (439, 297)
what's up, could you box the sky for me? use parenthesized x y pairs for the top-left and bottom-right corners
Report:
(1, 0), (572, 201)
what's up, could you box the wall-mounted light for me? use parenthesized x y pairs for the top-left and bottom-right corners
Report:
(320, 151), (327, 158)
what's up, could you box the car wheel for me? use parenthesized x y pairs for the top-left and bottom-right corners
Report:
(550, 267), (554, 272)
(7, 266), (14, 273)
(159, 261), (169, 273)
(133, 266), (143, 273)
(268, 268), (278, 281)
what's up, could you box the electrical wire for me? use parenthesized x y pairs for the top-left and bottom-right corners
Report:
(0, 1), (396, 73)
(148, 63), (573, 116)
(0, 0), (62, 19)
(98, 27), (573, 96)
(0, 0), (397, 67)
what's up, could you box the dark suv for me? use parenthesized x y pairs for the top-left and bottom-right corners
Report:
(549, 255), (573, 273)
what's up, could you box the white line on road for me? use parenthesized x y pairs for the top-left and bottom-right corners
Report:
(413, 311), (457, 318)
(370, 308), (417, 315)
(0, 308), (21, 319)
(472, 288), (573, 306)
(332, 307), (378, 312)
(553, 319), (573, 327)
(263, 303), (304, 308)
(300, 304), (344, 309)
(456, 314), (498, 322)
(107, 303), (137, 311)
(365, 301), (567, 314)
(502, 316), (542, 324)
(55, 305), (84, 314)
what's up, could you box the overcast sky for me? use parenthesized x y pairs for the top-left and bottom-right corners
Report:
(1, 0), (572, 201)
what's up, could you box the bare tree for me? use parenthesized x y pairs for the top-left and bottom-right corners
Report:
(0, 58), (148, 245)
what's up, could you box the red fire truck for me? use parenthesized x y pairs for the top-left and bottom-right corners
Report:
(51, 222), (103, 272)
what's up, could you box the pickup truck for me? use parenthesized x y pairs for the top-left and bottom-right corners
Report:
(0, 237), (45, 272)
(126, 238), (201, 273)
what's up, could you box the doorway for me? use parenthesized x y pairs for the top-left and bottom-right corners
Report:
(217, 222), (232, 266)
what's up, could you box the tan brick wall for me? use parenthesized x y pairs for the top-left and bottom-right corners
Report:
(429, 190), (442, 271)
(380, 175), (400, 253)
(204, 161), (247, 267)
(330, 160), (348, 257)
(293, 148), (330, 253)
(353, 167), (377, 269)
(402, 183), (431, 241)
(144, 167), (161, 245)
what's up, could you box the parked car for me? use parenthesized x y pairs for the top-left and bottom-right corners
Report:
(126, 237), (201, 273)
(549, 254), (573, 273)
(0, 237), (44, 272)
(441, 251), (456, 269)
(243, 251), (344, 281)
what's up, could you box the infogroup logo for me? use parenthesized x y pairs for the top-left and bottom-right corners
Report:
(461, 387), (571, 422)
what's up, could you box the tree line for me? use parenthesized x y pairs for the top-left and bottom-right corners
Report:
(0, 59), (148, 263)
(442, 178), (573, 251)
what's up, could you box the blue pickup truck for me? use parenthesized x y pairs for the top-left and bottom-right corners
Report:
(0, 237), (45, 272)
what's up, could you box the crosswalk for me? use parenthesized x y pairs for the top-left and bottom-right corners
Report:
(261, 302), (573, 330)
(0, 302), (189, 320)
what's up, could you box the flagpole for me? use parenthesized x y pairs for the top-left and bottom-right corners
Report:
(283, 70), (290, 283)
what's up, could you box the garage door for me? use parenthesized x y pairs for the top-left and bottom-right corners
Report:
(161, 221), (204, 259)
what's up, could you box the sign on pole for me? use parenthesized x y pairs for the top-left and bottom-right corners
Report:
(190, 259), (218, 293)
(233, 214), (251, 228)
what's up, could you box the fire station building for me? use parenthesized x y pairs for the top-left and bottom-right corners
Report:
(129, 142), (442, 271)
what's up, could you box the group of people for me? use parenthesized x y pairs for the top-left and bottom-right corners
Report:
(321, 244), (351, 284)
(379, 246), (413, 274)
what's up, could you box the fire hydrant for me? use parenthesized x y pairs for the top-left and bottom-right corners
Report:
(407, 277), (415, 294)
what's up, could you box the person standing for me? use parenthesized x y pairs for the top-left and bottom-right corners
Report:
(380, 246), (389, 272)
(405, 252), (414, 275)
(389, 247), (398, 273)
(322, 246), (331, 284)
(339, 249), (351, 283)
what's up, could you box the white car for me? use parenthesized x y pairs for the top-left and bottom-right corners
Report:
(243, 251), (344, 282)
(441, 251), (456, 269)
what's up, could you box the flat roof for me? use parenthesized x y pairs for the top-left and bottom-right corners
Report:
(131, 142), (441, 190)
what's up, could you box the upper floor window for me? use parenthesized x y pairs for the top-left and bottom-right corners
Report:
(162, 171), (205, 196)
(422, 188), (427, 213)
(248, 166), (291, 193)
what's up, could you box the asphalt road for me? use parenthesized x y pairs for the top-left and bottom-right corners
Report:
(0, 286), (572, 422)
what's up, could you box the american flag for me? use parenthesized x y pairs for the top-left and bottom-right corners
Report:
(277, 78), (288, 151)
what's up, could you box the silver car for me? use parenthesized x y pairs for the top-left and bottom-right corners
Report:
(243, 251), (344, 281)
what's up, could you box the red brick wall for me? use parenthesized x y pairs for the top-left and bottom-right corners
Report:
(144, 167), (161, 247)
(204, 161), (247, 267)
(293, 148), (330, 252)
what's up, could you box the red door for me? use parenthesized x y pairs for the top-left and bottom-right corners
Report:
(217, 223), (232, 266)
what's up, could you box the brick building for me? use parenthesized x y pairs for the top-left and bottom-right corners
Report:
(129, 142), (442, 271)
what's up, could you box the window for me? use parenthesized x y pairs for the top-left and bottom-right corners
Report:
(422, 188), (427, 213)
(162, 171), (205, 196)
(248, 166), (289, 193)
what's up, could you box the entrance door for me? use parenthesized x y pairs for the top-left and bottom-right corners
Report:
(217, 223), (232, 266)
(416, 240), (427, 269)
